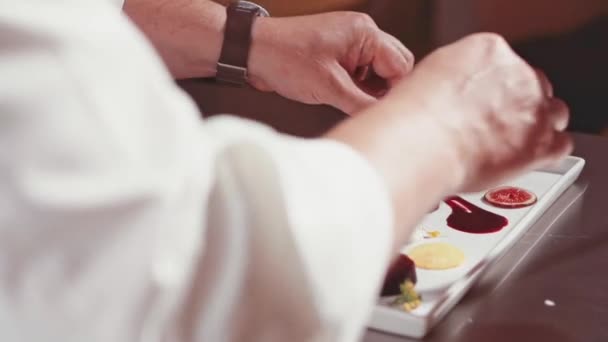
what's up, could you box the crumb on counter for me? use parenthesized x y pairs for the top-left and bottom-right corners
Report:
(544, 299), (556, 307)
(426, 230), (441, 238)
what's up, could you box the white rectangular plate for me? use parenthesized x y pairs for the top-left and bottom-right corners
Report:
(368, 156), (586, 338)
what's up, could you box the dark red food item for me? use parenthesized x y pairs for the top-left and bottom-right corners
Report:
(381, 254), (417, 296)
(444, 196), (509, 234)
(484, 186), (538, 209)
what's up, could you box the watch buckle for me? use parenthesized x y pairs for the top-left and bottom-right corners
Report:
(216, 62), (248, 86)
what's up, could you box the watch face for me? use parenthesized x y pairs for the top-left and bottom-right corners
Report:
(239, 1), (270, 17)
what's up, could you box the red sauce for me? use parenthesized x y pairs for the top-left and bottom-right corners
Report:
(444, 196), (508, 234)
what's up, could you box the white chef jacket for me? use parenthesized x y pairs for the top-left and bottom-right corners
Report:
(0, 1), (394, 342)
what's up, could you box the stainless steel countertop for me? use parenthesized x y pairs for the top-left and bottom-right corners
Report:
(365, 133), (608, 342)
(179, 80), (608, 342)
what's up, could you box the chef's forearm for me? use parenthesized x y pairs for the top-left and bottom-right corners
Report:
(124, 0), (227, 78)
(325, 98), (464, 254)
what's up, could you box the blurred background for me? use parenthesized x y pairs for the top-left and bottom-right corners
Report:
(184, 0), (607, 137)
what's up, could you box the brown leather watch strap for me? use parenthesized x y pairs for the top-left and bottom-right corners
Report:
(216, 2), (263, 85)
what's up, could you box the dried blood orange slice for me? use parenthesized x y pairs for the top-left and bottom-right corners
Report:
(484, 186), (537, 209)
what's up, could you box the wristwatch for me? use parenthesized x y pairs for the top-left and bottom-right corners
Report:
(216, 1), (270, 85)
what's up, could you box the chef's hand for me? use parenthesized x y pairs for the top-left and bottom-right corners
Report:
(327, 33), (572, 246)
(373, 32), (572, 194)
(387, 33), (572, 192)
(248, 12), (414, 115)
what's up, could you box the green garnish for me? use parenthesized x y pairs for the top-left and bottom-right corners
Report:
(392, 280), (421, 312)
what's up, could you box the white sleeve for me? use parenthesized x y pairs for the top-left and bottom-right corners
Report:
(0, 3), (393, 342)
